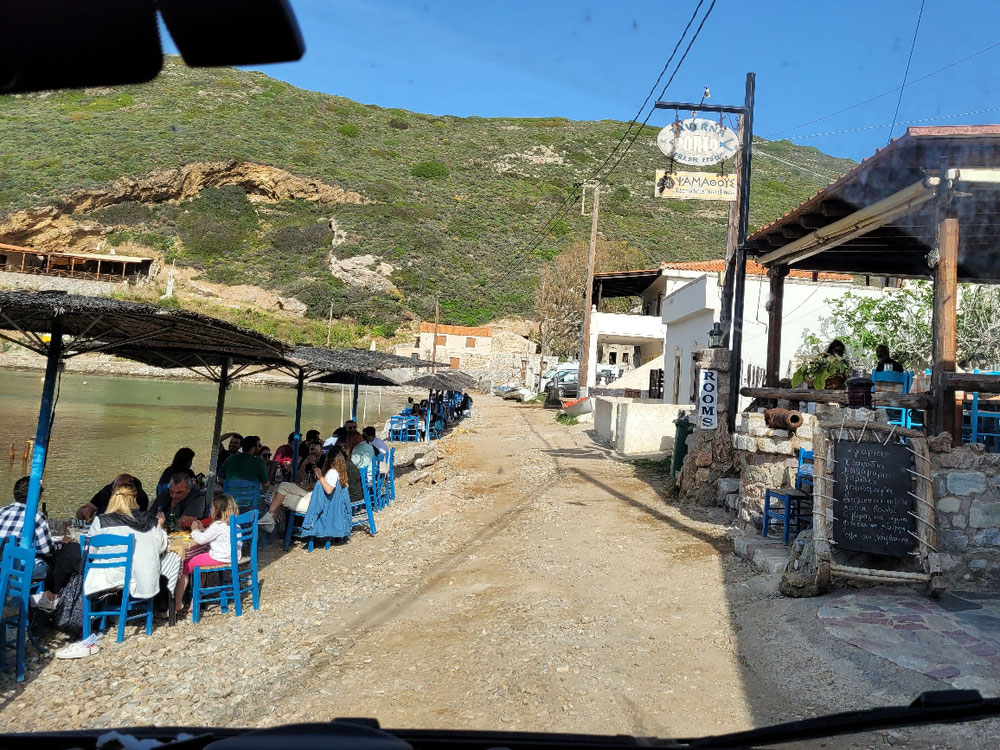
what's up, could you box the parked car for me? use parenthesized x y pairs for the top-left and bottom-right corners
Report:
(539, 362), (578, 392)
(551, 370), (579, 399)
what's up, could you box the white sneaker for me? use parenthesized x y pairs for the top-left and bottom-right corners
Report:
(258, 512), (276, 532)
(30, 592), (59, 613)
(55, 639), (100, 659)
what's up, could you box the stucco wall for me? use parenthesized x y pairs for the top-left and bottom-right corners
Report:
(614, 401), (688, 455)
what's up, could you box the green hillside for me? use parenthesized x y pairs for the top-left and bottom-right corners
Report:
(0, 57), (855, 338)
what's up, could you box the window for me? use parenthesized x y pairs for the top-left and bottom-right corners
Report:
(622, 352), (630, 365)
(608, 351), (617, 365)
(465, 336), (476, 348)
(449, 357), (460, 369)
(435, 335), (446, 345)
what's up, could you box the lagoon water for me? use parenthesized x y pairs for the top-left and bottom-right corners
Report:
(0, 370), (406, 519)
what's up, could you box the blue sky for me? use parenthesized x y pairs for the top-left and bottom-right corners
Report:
(164, 0), (1000, 162)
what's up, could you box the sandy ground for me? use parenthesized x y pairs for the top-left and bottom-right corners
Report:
(1, 396), (996, 747)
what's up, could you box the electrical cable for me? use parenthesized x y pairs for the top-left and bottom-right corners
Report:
(886, 0), (926, 144)
(490, 0), (715, 292)
(768, 38), (1000, 139)
(787, 105), (1000, 140)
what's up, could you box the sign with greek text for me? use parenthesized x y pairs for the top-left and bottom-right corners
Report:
(657, 117), (739, 166)
(654, 169), (737, 201)
(697, 369), (719, 429)
(833, 441), (915, 557)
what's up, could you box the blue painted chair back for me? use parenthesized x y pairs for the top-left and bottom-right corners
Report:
(81, 533), (153, 643)
(405, 416), (420, 443)
(0, 544), (36, 681)
(223, 479), (260, 512)
(389, 415), (406, 442)
(964, 369), (1000, 452)
(354, 468), (377, 536)
(872, 369), (910, 427)
(795, 450), (814, 491)
(387, 447), (396, 502)
(371, 455), (385, 510)
(192, 510), (260, 623)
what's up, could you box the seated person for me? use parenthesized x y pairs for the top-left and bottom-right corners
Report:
(157, 447), (196, 489)
(173, 494), (239, 616)
(299, 429), (321, 459)
(155, 473), (209, 528)
(875, 344), (904, 373)
(77, 474), (149, 520)
(1, 477), (60, 611)
(273, 432), (297, 467)
(323, 427), (348, 454)
(260, 442), (324, 525)
(344, 419), (359, 434)
(85, 485), (168, 604)
(362, 426), (389, 458)
(216, 432), (243, 470)
(335, 443), (365, 507)
(218, 435), (269, 486)
(345, 432), (374, 474)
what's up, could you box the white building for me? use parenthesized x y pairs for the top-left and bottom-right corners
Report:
(589, 259), (887, 455)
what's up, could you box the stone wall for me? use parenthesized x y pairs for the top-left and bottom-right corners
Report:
(677, 347), (736, 505)
(731, 411), (815, 529)
(930, 441), (1000, 582)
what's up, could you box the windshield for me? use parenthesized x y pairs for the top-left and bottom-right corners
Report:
(1, 1), (999, 747)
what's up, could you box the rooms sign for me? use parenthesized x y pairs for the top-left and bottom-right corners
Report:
(697, 369), (719, 429)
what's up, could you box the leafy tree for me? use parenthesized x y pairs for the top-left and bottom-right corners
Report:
(533, 237), (646, 358)
(813, 282), (1000, 371)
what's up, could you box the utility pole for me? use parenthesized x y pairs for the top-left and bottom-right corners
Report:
(431, 293), (440, 373)
(325, 300), (334, 347)
(578, 183), (600, 398)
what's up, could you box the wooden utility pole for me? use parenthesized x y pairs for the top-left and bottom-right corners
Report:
(578, 184), (600, 397)
(325, 300), (334, 347)
(431, 293), (440, 373)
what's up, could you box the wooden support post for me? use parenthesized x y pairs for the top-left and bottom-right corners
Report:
(765, 266), (787, 387)
(932, 207), (959, 443)
(205, 358), (231, 499)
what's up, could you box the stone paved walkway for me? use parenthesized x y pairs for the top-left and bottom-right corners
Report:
(819, 588), (1000, 695)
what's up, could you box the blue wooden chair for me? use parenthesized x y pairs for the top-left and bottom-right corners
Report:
(0, 544), (39, 681)
(371, 455), (386, 511)
(872, 370), (909, 426)
(192, 510), (260, 623)
(405, 416), (421, 443)
(282, 492), (334, 553)
(795, 450), (814, 491)
(388, 416), (405, 442)
(223, 479), (260, 512)
(762, 489), (812, 545)
(353, 468), (377, 536)
(81, 534), (154, 643)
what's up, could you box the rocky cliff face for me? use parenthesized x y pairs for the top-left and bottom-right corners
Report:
(0, 161), (368, 251)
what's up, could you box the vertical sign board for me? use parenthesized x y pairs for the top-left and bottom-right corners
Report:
(833, 442), (915, 557)
(697, 369), (719, 429)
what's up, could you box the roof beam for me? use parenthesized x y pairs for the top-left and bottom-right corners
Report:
(758, 177), (940, 267)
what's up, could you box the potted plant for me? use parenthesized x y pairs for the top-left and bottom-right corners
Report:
(791, 352), (851, 390)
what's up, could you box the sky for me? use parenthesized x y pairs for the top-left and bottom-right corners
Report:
(161, 0), (1000, 162)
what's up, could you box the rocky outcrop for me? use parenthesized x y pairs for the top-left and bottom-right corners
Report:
(0, 161), (368, 251)
(328, 253), (398, 294)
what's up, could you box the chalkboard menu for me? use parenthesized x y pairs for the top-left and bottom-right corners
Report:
(833, 441), (915, 557)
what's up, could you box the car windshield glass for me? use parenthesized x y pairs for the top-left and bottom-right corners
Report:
(2, 2), (999, 747)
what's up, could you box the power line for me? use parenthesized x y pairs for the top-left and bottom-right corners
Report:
(886, 0), (925, 144)
(768, 38), (1000, 139)
(594, 0), (718, 186)
(490, 0), (715, 291)
(753, 149), (840, 183)
(788, 105), (1000, 140)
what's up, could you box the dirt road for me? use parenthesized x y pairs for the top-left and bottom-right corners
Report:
(2, 397), (996, 746)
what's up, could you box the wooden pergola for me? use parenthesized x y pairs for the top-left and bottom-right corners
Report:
(739, 125), (1000, 443)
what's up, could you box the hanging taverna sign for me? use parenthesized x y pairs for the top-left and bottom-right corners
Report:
(657, 117), (738, 166)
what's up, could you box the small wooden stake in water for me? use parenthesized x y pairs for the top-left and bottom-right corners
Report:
(378, 386), (383, 421)
(340, 384), (345, 422)
(363, 385), (368, 423)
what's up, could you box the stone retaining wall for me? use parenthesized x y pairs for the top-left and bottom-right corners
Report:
(731, 411), (815, 529)
(930, 442), (1000, 581)
(0, 271), (121, 296)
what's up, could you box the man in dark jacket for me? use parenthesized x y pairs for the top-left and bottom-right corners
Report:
(75, 474), (150, 520)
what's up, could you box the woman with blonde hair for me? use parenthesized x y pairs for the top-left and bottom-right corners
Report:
(84, 483), (169, 602)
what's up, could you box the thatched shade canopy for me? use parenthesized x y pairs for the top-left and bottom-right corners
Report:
(404, 372), (474, 391)
(0, 290), (289, 379)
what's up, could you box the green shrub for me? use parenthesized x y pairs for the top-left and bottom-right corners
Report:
(410, 161), (449, 180)
(556, 414), (578, 426)
(336, 123), (359, 138)
(389, 118), (409, 130)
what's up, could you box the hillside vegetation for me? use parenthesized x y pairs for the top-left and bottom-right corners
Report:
(0, 58), (855, 339)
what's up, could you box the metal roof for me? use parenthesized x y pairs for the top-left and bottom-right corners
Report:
(592, 269), (662, 298)
(745, 125), (1000, 281)
(0, 243), (153, 263)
